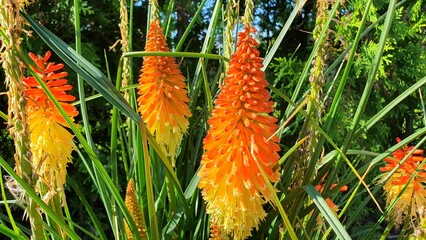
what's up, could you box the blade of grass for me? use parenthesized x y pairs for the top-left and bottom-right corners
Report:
(163, 0), (174, 37)
(0, 156), (81, 239)
(0, 167), (20, 236)
(354, 76), (426, 140)
(262, 0), (306, 70)
(175, 0), (208, 52)
(200, 59), (213, 112)
(73, 0), (94, 148)
(303, 185), (351, 240)
(67, 177), (107, 240)
(189, 0), (222, 110)
(0, 224), (26, 240)
(277, 136), (308, 167)
(139, 121), (160, 239)
(419, 88), (426, 126)
(0, 111), (7, 121)
(0, 213), (30, 237)
(123, 51), (228, 61)
(251, 144), (298, 240)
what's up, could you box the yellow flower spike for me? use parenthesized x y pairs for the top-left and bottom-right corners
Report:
(124, 178), (147, 240)
(23, 51), (78, 204)
(198, 25), (281, 240)
(137, 20), (191, 165)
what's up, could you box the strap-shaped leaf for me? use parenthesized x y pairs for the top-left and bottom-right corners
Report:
(21, 11), (141, 123)
(303, 185), (352, 240)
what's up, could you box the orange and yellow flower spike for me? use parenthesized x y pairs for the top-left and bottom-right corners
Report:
(137, 20), (191, 164)
(23, 51), (78, 204)
(198, 25), (281, 240)
(380, 138), (426, 226)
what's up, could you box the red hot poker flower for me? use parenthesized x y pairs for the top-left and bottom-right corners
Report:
(23, 51), (78, 204)
(137, 20), (191, 163)
(198, 25), (281, 240)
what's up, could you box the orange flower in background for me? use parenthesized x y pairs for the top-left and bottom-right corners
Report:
(380, 138), (426, 225)
(23, 51), (78, 204)
(198, 25), (281, 240)
(137, 20), (191, 164)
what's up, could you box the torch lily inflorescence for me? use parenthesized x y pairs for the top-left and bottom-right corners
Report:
(23, 51), (78, 204)
(137, 20), (191, 164)
(198, 25), (281, 240)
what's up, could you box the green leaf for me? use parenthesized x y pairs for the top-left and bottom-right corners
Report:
(303, 185), (352, 240)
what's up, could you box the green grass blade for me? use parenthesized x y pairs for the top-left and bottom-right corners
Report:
(73, 0), (95, 148)
(0, 156), (81, 240)
(189, 0), (222, 110)
(67, 177), (107, 240)
(0, 167), (20, 236)
(342, 0), (397, 150)
(253, 152), (297, 239)
(139, 121), (160, 239)
(262, 0), (306, 70)
(0, 111), (7, 121)
(200, 60), (213, 112)
(143, 125), (194, 223)
(0, 224), (26, 240)
(175, 0), (208, 52)
(354, 75), (426, 139)
(303, 185), (352, 240)
(123, 51), (228, 61)
(163, 0), (174, 37)
(324, 0), (398, 208)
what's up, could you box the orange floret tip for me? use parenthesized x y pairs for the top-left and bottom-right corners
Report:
(137, 20), (191, 163)
(23, 51), (78, 127)
(198, 24), (281, 240)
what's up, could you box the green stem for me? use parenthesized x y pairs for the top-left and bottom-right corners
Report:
(139, 121), (160, 239)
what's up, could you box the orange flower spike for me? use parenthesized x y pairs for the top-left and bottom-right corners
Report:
(198, 25), (281, 240)
(23, 51), (78, 205)
(137, 20), (191, 163)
